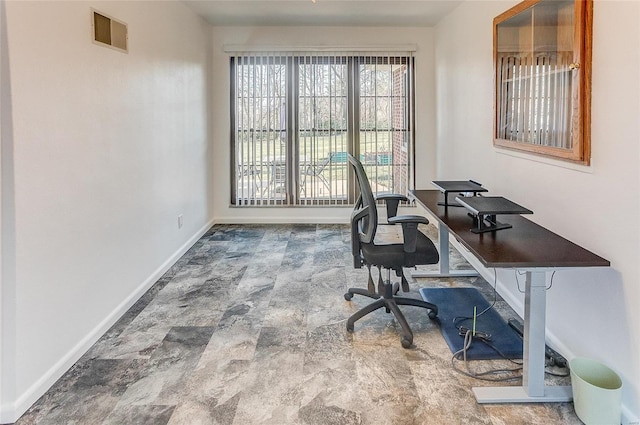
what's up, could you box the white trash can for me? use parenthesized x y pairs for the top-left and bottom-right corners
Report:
(570, 357), (622, 425)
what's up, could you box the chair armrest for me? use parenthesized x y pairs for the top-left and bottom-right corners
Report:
(376, 193), (409, 220)
(388, 214), (430, 253)
(387, 215), (429, 225)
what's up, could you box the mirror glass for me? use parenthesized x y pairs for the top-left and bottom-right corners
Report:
(494, 0), (591, 164)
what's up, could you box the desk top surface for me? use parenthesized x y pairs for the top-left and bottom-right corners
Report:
(411, 190), (610, 269)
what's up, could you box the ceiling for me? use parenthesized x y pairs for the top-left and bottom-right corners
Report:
(182, 0), (464, 27)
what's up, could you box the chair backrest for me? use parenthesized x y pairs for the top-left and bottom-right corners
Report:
(348, 153), (377, 246)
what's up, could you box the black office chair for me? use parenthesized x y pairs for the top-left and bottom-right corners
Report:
(345, 154), (439, 348)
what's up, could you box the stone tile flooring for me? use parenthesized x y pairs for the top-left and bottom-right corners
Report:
(13, 224), (580, 424)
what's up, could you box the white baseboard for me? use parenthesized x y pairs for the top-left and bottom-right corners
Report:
(0, 402), (16, 424)
(1, 219), (214, 424)
(622, 406), (639, 425)
(215, 217), (349, 224)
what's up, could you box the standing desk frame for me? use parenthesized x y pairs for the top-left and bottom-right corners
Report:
(411, 224), (480, 278)
(412, 181), (486, 278)
(410, 190), (610, 403)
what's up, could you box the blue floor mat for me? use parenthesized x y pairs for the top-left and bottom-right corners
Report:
(419, 287), (523, 360)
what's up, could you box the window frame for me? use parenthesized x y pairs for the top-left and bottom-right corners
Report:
(230, 53), (416, 206)
(493, 0), (593, 165)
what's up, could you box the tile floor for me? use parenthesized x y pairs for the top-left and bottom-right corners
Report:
(13, 224), (580, 424)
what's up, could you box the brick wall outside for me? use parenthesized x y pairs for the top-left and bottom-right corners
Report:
(392, 65), (408, 194)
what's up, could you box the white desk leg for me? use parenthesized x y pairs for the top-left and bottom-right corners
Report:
(523, 270), (548, 395)
(472, 270), (572, 403)
(411, 224), (479, 278)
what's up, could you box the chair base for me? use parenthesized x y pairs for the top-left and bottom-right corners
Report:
(344, 284), (438, 349)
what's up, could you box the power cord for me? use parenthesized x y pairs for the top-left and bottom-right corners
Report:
(451, 328), (570, 381)
(451, 329), (522, 382)
(449, 268), (569, 381)
(514, 269), (557, 292)
(452, 268), (499, 330)
(449, 269), (523, 382)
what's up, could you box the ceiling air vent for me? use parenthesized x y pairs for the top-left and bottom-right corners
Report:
(91, 9), (128, 53)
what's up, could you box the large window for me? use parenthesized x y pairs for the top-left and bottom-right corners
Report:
(231, 52), (414, 206)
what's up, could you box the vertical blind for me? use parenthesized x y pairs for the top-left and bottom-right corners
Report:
(496, 52), (573, 149)
(297, 55), (349, 205)
(231, 50), (414, 206)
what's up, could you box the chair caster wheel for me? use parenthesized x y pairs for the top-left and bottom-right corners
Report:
(344, 292), (353, 301)
(346, 322), (354, 332)
(401, 338), (412, 349)
(428, 310), (438, 320)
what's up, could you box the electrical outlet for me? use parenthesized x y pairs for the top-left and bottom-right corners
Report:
(178, 214), (183, 229)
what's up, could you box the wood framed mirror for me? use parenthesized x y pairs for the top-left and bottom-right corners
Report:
(493, 0), (592, 165)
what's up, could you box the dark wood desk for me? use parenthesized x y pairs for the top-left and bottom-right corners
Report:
(410, 189), (610, 403)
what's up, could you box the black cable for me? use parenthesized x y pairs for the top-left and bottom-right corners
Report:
(478, 338), (522, 366)
(451, 330), (522, 382)
(546, 270), (557, 290)
(514, 269), (525, 293)
(452, 268), (498, 330)
(451, 329), (571, 381)
(448, 269), (569, 381)
(544, 365), (570, 377)
(515, 269), (557, 292)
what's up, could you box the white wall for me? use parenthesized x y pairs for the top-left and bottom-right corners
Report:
(435, 0), (639, 420)
(0, 1), (213, 421)
(0, 0), (17, 418)
(210, 26), (437, 224)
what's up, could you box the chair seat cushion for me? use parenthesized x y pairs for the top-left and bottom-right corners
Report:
(361, 225), (439, 269)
